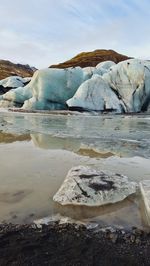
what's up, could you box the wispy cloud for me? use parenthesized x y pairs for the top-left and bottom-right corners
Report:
(0, 0), (150, 68)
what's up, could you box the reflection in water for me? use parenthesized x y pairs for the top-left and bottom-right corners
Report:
(0, 112), (150, 157)
(54, 194), (143, 228)
(0, 132), (30, 143)
(0, 111), (149, 227)
(31, 133), (117, 158)
(77, 147), (116, 158)
(31, 133), (80, 152)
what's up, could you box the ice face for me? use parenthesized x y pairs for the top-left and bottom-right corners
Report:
(68, 59), (150, 113)
(103, 59), (150, 112)
(67, 74), (123, 112)
(0, 67), (87, 110)
(0, 59), (150, 112)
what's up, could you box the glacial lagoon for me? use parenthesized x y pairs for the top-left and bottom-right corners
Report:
(0, 110), (150, 229)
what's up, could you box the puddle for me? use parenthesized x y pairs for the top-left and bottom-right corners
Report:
(0, 111), (149, 228)
(0, 132), (30, 143)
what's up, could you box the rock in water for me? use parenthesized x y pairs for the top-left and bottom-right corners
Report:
(67, 75), (123, 112)
(53, 166), (137, 206)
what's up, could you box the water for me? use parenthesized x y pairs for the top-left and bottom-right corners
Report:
(0, 110), (150, 228)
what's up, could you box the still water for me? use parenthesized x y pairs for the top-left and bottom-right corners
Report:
(0, 110), (150, 228)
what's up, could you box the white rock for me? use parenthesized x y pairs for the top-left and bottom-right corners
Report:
(53, 166), (137, 206)
(67, 75), (123, 112)
(140, 180), (150, 227)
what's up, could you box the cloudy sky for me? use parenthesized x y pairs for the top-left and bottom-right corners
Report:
(0, 0), (150, 68)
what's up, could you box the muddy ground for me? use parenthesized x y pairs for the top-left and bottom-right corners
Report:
(0, 222), (149, 266)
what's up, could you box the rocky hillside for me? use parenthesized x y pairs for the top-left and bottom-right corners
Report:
(50, 49), (131, 68)
(0, 60), (36, 80)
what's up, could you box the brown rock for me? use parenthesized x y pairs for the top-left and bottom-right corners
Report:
(0, 59), (36, 80)
(50, 49), (131, 69)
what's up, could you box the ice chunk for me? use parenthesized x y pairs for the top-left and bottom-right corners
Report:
(96, 61), (116, 70)
(67, 75), (123, 112)
(103, 59), (150, 112)
(53, 166), (137, 206)
(140, 180), (150, 227)
(1, 67), (87, 110)
(0, 76), (30, 88)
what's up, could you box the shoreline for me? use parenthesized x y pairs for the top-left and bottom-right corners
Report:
(0, 221), (149, 265)
(3, 107), (150, 117)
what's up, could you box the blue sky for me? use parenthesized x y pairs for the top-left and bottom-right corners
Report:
(0, 0), (150, 68)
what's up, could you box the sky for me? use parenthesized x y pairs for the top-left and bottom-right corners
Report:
(0, 0), (150, 69)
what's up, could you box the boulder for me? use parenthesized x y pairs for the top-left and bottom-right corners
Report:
(67, 75), (123, 112)
(53, 166), (137, 206)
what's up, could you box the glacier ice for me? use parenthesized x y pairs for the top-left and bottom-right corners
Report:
(68, 59), (150, 113)
(0, 59), (150, 112)
(0, 67), (88, 110)
(103, 59), (150, 112)
(67, 74), (123, 112)
(96, 60), (116, 70)
(0, 76), (31, 89)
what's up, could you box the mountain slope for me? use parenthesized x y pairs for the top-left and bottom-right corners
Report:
(50, 49), (131, 69)
(0, 60), (36, 80)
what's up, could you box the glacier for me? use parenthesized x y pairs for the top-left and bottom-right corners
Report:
(0, 59), (150, 113)
(68, 59), (150, 113)
(67, 74), (123, 112)
(0, 67), (88, 109)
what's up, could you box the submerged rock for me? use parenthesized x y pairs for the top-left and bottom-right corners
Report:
(53, 166), (137, 206)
